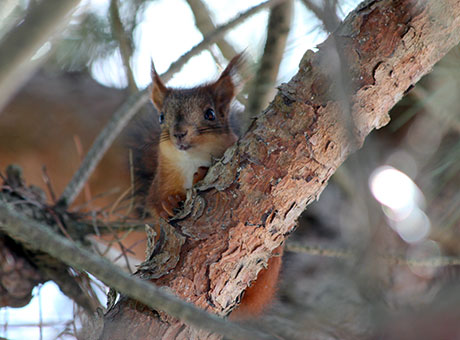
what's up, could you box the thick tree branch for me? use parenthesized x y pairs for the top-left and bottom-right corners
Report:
(0, 201), (276, 340)
(0, 0), (82, 112)
(99, 0), (460, 338)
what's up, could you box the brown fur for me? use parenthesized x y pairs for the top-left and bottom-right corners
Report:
(230, 246), (284, 319)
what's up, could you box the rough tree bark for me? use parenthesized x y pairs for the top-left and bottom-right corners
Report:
(102, 0), (460, 338)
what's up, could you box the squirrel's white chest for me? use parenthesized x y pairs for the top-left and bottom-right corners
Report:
(176, 149), (211, 189)
(160, 139), (227, 190)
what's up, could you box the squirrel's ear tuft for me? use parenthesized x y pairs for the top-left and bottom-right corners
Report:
(151, 60), (168, 110)
(212, 53), (248, 114)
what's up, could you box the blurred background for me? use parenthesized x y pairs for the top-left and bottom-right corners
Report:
(0, 0), (459, 339)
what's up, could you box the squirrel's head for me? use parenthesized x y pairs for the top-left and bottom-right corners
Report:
(150, 53), (246, 151)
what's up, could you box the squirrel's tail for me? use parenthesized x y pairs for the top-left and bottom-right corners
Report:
(125, 109), (160, 217)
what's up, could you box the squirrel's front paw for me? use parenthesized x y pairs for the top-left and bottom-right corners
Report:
(193, 166), (209, 185)
(160, 193), (185, 219)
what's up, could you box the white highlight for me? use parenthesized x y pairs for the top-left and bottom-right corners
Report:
(370, 166), (418, 213)
(370, 166), (429, 244)
(388, 207), (430, 243)
(31, 41), (52, 61)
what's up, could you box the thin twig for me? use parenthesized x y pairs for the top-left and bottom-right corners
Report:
(111, 234), (146, 267)
(85, 220), (146, 234)
(109, 0), (137, 92)
(286, 242), (355, 260)
(0, 0), (82, 112)
(286, 241), (460, 267)
(108, 185), (132, 219)
(73, 134), (92, 206)
(162, 0), (285, 82)
(58, 90), (149, 207)
(100, 222), (134, 273)
(244, 0), (292, 133)
(70, 187), (121, 212)
(0, 0), (18, 31)
(38, 285), (43, 340)
(47, 208), (75, 242)
(127, 149), (135, 215)
(0, 201), (277, 340)
(301, 0), (341, 33)
(58, 0), (283, 208)
(185, 0), (238, 61)
(410, 85), (460, 133)
(313, 0), (358, 148)
(41, 166), (57, 203)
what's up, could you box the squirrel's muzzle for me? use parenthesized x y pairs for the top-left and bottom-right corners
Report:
(172, 126), (193, 150)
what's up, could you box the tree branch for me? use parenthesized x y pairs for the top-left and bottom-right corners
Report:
(0, 201), (277, 340)
(162, 0), (284, 81)
(301, 0), (341, 33)
(244, 0), (292, 133)
(109, 0), (138, 92)
(0, 0), (82, 112)
(185, 0), (238, 61)
(58, 90), (148, 207)
(286, 241), (460, 267)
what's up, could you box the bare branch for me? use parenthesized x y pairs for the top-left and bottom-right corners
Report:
(410, 86), (460, 133)
(286, 242), (460, 267)
(0, 0), (82, 112)
(162, 0), (285, 82)
(185, 0), (238, 61)
(244, 0), (292, 133)
(0, 201), (277, 340)
(109, 0), (138, 92)
(58, 90), (149, 207)
(301, 0), (341, 33)
(286, 242), (354, 260)
(0, 0), (19, 34)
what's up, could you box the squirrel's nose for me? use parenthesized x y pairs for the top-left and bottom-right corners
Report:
(174, 130), (188, 140)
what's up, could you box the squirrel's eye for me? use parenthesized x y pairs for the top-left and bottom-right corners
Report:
(204, 108), (216, 121)
(159, 112), (165, 124)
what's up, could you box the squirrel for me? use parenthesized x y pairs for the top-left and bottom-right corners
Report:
(146, 55), (242, 219)
(133, 53), (282, 319)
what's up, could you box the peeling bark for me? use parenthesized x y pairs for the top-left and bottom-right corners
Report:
(101, 0), (460, 339)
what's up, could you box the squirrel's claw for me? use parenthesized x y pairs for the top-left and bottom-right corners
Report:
(159, 210), (169, 220)
(161, 193), (185, 218)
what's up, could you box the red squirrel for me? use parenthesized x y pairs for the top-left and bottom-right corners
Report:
(135, 53), (282, 318)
